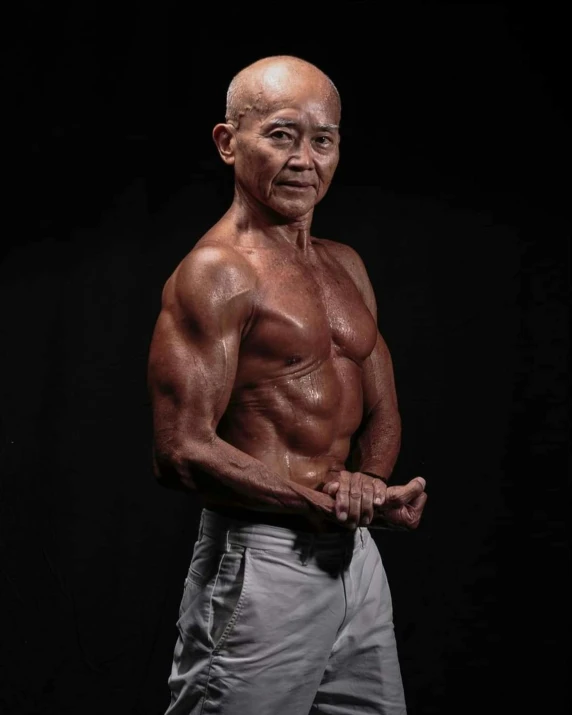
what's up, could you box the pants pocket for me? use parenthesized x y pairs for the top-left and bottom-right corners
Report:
(187, 535), (221, 587)
(208, 547), (249, 652)
(176, 546), (250, 654)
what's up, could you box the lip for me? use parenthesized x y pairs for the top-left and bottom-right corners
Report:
(278, 181), (314, 188)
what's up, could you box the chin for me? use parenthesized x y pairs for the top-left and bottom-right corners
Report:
(270, 199), (316, 221)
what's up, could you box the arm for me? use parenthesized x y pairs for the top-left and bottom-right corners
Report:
(354, 331), (401, 482)
(147, 244), (336, 518)
(332, 243), (401, 482)
(323, 242), (427, 530)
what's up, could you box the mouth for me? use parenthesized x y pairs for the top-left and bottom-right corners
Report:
(278, 181), (314, 190)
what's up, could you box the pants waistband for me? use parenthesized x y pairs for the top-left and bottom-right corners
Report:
(199, 508), (368, 554)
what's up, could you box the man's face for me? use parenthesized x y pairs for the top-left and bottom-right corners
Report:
(229, 81), (341, 220)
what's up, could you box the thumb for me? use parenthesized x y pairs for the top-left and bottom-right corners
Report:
(322, 480), (340, 495)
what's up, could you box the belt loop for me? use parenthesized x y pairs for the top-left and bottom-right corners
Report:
(224, 528), (231, 553)
(198, 511), (205, 540)
(359, 528), (365, 549)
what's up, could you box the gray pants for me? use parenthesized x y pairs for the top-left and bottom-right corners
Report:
(165, 508), (406, 715)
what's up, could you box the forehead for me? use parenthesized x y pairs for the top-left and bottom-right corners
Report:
(257, 100), (339, 132)
(239, 66), (340, 127)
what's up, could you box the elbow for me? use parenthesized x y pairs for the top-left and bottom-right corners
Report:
(152, 444), (198, 492)
(152, 435), (217, 491)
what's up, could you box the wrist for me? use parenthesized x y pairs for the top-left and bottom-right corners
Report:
(360, 470), (389, 483)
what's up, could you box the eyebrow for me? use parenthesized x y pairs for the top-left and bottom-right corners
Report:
(266, 118), (340, 132)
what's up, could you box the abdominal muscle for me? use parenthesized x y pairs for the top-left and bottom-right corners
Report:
(201, 353), (364, 514)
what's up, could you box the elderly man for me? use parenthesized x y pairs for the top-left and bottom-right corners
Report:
(148, 55), (427, 715)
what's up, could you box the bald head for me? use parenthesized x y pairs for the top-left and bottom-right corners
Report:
(225, 55), (341, 127)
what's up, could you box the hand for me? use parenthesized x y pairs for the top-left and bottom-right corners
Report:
(291, 482), (338, 529)
(373, 477), (427, 530)
(321, 471), (388, 527)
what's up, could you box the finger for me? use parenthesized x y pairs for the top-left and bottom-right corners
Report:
(322, 481), (340, 496)
(360, 478), (375, 525)
(395, 491), (429, 529)
(385, 477), (425, 506)
(380, 504), (415, 529)
(410, 491), (428, 518)
(402, 492), (428, 529)
(347, 472), (363, 526)
(373, 479), (387, 508)
(335, 472), (351, 522)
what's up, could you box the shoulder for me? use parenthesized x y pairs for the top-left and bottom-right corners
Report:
(163, 241), (257, 325)
(313, 237), (373, 294)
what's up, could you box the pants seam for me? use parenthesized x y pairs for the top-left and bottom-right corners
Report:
(199, 548), (251, 715)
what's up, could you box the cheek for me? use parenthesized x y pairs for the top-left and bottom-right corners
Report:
(248, 150), (282, 179)
(317, 157), (339, 185)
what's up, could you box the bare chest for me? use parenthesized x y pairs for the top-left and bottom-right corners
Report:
(240, 248), (378, 375)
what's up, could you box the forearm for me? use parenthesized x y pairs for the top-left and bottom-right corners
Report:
(157, 434), (335, 517)
(352, 407), (401, 482)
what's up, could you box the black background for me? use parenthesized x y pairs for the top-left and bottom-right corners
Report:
(1, 4), (569, 714)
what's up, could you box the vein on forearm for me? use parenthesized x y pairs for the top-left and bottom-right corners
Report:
(353, 401), (401, 480)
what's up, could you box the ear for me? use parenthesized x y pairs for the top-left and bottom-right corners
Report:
(212, 123), (236, 166)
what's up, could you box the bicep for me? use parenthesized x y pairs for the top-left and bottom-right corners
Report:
(148, 307), (241, 450)
(147, 247), (254, 458)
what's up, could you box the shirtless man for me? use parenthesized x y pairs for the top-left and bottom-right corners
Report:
(148, 55), (427, 715)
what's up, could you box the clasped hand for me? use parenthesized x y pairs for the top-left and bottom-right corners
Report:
(321, 471), (427, 530)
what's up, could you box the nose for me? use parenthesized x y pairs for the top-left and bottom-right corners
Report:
(288, 137), (313, 171)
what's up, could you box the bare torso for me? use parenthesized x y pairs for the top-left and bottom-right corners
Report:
(161, 220), (378, 511)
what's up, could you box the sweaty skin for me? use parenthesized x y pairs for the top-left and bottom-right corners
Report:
(147, 56), (427, 532)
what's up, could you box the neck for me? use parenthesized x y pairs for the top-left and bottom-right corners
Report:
(228, 187), (313, 250)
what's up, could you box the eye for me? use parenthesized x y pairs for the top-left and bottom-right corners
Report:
(270, 130), (292, 141)
(314, 135), (333, 147)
